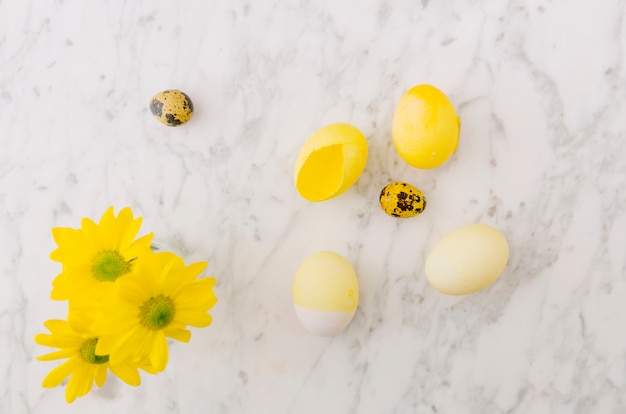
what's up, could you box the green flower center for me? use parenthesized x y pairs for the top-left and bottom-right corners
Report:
(140, 295), (175, 330)
(80, 338), (109, 365)
(92, 250), (131, 282)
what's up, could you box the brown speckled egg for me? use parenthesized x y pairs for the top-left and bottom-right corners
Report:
(149, 90), (194, 126)
(379, 182), (427, 218)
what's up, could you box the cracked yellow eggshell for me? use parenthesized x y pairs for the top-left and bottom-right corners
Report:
(294, 123), (368, 202)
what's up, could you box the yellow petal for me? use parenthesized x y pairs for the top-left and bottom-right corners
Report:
(119, 215), (143, 250)
(35, 324), (82, 349)
(149, 332), (169, 372)
(96, 326), (139, 361)
(80, 217), (103, 247)
(135, 330), (157, 363)
(294, 123), (368, 202)
(165, 328), (191, 343)
(51, 227), (74, 246)
(123, 233), (153, 261)
(51, 264), (98, 302)
(99, 207), (119, 249)
(67, 303), (98, 334)
(174, 309), (213, 327)
(110, 361), (141, 386)
(174, 279), (217, 310)
(129, 253), (162, 296)
(138, 359), (160, 375)
(50, 228), (86, 263)
(42, 356), (82, 388)
(116, 278), (147, 305)
(50, 273), (68, 300)
(43, 319), (68, 331)
(163, 261), (208, 296)
(65, 363), (94, 403)
(93, 303), (139, 338)
(95, 365), (108, 387)
(33, 333), (57, 348)
(99, 206), (115, 223)
(36, 349), (76, 361)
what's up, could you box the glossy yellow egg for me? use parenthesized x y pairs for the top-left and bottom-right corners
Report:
(425, 224), (509, 295)
(294, 123), (368, 202)
(379, 182), (426, 218)
(392, 84), (460, 169)
(149, 90), (194, 126)
(293, 251), (359, 336)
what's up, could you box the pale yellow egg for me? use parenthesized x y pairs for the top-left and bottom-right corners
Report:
(425, 224), (509, 295)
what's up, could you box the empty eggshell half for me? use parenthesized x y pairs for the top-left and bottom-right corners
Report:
(294, 123), (368, 202)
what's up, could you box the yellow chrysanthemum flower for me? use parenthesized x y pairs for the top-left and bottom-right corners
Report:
(34, 319), (143, 403)
(50, 207), (153, 303)
(94, 252), (217, 372)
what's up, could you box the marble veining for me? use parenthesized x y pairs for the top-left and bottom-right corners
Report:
(1, 0), (625, 413)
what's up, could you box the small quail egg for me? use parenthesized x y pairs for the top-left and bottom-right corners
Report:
(379, 182), (426, 218)
(149, 90), (194, 126)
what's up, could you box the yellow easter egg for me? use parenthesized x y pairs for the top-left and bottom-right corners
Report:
(392, 84), (460, 169)
(425, 224), (509, 295)
(293, 251), (359, 336)
(294, 123), (368, 202)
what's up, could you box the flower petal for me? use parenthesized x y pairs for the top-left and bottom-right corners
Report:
(35, 325), (83, 349)
(174, 309), (213, 327)
(95, 365), (108, 387)
(100, 207), (123, 249)
(135, 329), (157, 364)
(50, 228), (85, 263)
(164, 328), (191, 343)
(81, 217), (103, 248)
(116, 277), (147, 305)
(96, 326), (140, 362)
(65, 363), (94, 403)
(110, 361), (141, 386)
(164, 262), (208, 297)
(118, 213), (142, 250)
(37, 349), (77, 361)
(123, 233), (154, 262)
(51, 264), (98, 302)
(149, 331), (169, 372)
(42, 356), (82, 388)
(174, 279), (217, 310)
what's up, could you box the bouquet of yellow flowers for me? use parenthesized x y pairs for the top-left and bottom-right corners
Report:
(34, 207), (218, 403)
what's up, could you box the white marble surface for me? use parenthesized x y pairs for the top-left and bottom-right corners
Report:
(2, 0), (626, 413)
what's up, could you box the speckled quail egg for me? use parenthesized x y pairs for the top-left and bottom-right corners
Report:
(149, 90), (194, 126)
(379, 182), (427, 218)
